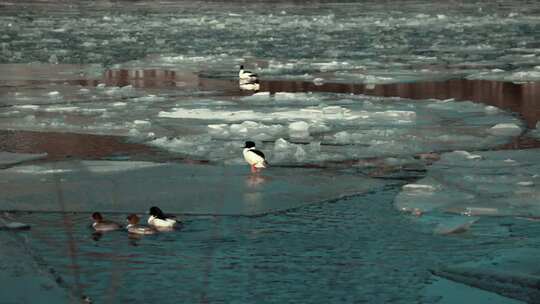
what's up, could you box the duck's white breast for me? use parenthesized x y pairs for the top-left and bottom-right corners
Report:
(243, 149), (265, 165)
(148, 216), (176, 228)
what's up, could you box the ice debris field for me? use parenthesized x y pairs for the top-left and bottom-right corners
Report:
(0, 87), (526, 164)
(2, 0), (540, 83)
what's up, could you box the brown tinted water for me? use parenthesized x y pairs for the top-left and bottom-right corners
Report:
(1, 66), (540, 159)
(261, 79), (540, 129)
(102, 68), (540, 128)
(0, 130), (158, 161)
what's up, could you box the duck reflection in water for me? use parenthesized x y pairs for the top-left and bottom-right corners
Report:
(246, 174), (268, 187)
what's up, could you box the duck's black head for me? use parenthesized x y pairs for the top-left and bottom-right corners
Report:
(92, 212), (103, 222)
(240, 65), (244, 70)
(244, 141), (256, 148)
(149, 206), (165, 219)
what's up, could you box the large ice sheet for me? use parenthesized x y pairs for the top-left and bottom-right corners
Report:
(0, 151), (47, 167)
(394, 149), (540, 217)
(0, 160), (385, 215)
(432, 248), (540, 303)
(423, 276), (524, 304)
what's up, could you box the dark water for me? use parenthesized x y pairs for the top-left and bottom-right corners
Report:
(8, 187), (537, 303)
(0, 129), (158, 161)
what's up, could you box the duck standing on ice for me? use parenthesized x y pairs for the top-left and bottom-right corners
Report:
(239, 65), (260, 91)
(239, 65), (258, 83)
(243, 141), (267, 173)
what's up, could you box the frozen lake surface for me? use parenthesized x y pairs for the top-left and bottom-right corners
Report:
(1, 0), (540, 303)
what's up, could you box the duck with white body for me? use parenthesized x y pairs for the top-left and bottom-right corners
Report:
(238, 65), (258, 83)
(243, 141), (268, 173)
(148, 206), (178, 230)
(238, 65), (260, 91)
(126, 214), (157, 235)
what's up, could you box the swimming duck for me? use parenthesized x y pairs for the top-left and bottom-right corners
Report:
(239, 65), (258, 84)
(91, 212), (121, 232)
(148, 206), (178, 229)
(243, 141), (267, 173)
(126, 214), (156, 235)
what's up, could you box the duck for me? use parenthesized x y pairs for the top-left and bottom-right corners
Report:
(126, 214), (157, 235)
(243, 141), (267, 173)
(148, 206), (178, 229)
(91, 212), (121, 232)
(239, 79), (260, 91)
(239, 65), (258, 84)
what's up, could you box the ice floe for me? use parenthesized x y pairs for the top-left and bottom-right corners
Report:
(148, 94), (523, 164)
(395, 149), (540, 217)
(0, 152), (47, 167)
(0, 161), (385, 215)
(433, 248), (540, 303)
(487, 123), (522, 136)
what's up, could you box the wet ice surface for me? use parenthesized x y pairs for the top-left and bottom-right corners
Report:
(2, 0), (540, 82)
(423, 277), (524, 304)
(0, 151), (46, 167)
(6, 188), (536, 303)
(433, 247), (540, 303)
(0, 161), (384, 215)
(395, 149), (540, 217)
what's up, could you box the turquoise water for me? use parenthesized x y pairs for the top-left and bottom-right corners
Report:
(9, 185), (538, 303)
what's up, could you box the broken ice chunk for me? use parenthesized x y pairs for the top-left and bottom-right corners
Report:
(488, 123), (522, 136)
(434, 217), (478, 235)
(451, 150), (483, 160)
(461, 207), (499, 216)
(313, 78), (324, 85)
(484, 105), (499, 114)
(47, 91), (61, 98)
(288, 121), (310, 138)
(402, 184), (437, 192)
